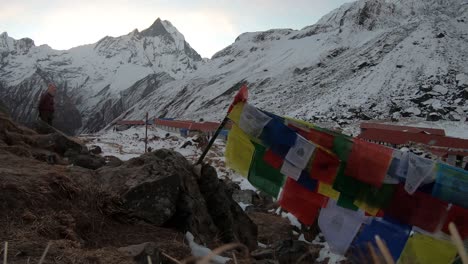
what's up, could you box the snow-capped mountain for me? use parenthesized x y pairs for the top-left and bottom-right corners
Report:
(2, 0), (468, 134)
(122, 0), (468, 126)
(0, 18), (201, 134)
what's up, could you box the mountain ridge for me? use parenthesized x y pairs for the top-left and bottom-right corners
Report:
(0, 18), (202, 134)
(1, 0), (468, 134)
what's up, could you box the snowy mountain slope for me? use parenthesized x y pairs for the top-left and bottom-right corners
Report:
(1, 0), (468, 134)
(0, 18), (201, 134)
(122, 0), (468, 127)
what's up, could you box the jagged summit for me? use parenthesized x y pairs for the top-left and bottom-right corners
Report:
(140, 18), (170, 37)
(0, 18), (203, 133)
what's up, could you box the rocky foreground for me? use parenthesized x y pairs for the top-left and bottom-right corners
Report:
(0, 112), (334, 264)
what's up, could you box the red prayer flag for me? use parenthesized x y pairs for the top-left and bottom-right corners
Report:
(345, 139), (393, 187)
(442, 205), (468, 239)
(288, 123), (334, 150)
(279, 178), (328, 225)
(227, 84), (248, 113)
(263, 149), (284, 169)
(384, 185), (448, 232)
(309, 148), (340, 184)
(305, 129), (335, 150)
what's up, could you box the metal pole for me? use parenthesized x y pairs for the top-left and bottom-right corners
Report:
(196, 116), (229, 165)
(145, 112), (148, 153)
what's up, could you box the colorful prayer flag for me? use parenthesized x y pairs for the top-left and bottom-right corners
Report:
(442, 205), (468, 239)
(432, 163), (468, 208)
(318, 182), (340, 200)
(285, 135), (316, 170)
(279, 178), (327, 225)
(319, 199), (365, 255)
(384, 184), (448, 232)
(309, 148), (340, 184)
(225, 124), (255, 177)
(227, 84), (248, 113)
(345, 139), (393, 187)
(351, 218), (411, 261)
(248, 143), (286, 198)
(239, 103), (272, 137)
(405, 153), (435, 194)
(398, 233), (457, 264)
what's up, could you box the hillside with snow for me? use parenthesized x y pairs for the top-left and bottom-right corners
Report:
(1, 0), (468, 135)
(123, 0), (468, 126)
(0, 18), (201, 134)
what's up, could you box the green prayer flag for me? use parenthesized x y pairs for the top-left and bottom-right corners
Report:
(332, 134), (353, 161)
(337, 193), (359, 211)
(357, 184), (396, 209)
(248, 143), (286, 198)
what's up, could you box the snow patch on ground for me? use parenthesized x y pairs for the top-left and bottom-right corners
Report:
(237, 202), (252, 211)
(281, 212), (302, 229)
(312, 235), (347, 264)
(185, 232), (230, 264)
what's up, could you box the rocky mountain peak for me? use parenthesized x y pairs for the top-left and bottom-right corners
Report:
(140, 18), (170, 38)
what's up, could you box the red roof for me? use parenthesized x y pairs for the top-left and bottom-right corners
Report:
(154, 119), (229, 132)
(155, 119), (193, 129)
(358, 129), (468, 149)
(116, 120), (145, 125)
(360, 122), (446, 136)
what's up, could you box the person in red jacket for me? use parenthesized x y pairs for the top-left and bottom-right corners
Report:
(38, 83), (56, 125)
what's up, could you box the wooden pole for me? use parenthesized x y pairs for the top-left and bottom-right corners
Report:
(196, 117), (228, 165)
(375, 235), (395, 264)
(3, 242), (7, 264)
(448, 222), (468, 264)
(145, 112), (148, 153)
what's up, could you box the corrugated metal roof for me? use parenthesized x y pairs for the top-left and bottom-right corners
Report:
(360, 122), (446, 136)
(358, 129), (468, 149)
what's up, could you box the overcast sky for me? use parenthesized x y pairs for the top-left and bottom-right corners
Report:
(1, 0), (353, 58)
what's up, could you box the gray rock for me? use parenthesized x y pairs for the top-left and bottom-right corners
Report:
(97, 150), (183, 226)
(448, 112), (462, 121)
(232, 189), (256, 204)
(71, 154), (107, 170)
(433, 85), (448, 95)
(198, 164), (258, 250)
(90, 145), (102, 154)
(105, 155), (123, 167)
(402, 107), (421, 117)
(96, 149), (258, 250)
(427, 112), (442, 121)
(456, 73), (468, 88)
(420, 84), (432, 92)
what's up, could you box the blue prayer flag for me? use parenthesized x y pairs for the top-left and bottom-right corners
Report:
(351, 218), (411, 261)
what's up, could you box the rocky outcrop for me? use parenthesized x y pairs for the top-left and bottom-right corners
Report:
(97, 149), (258, 250)
(0, 114), (258, 263)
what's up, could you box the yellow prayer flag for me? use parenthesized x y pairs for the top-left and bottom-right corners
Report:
(318, 183), (340, 200)
(227, 102), (245, 125)
(225, 124), (255, 177)
(398, 233), (457, 264)
(353, 199), (380, 216)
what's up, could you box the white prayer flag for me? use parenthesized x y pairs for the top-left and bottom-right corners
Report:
(280, 160), (302, 181)
(238, 103), (272, 137)
(404, 153), (435, 194)
(318, 199), (366, 255)
(285, 136), (316, 170)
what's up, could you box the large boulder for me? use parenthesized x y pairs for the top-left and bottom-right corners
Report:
(97, 150), (183, 226)
(198, 164), (258, 250)
(96, 149), (258, 250)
